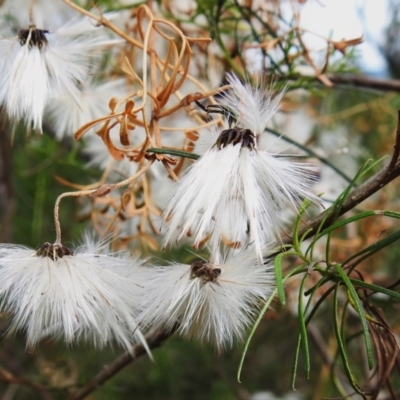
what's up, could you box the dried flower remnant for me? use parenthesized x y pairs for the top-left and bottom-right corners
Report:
(0, 237), (148, 353)
(47, 78), (129, 140)
(36, 241), (73, 259)
(215, 127), (257, 150)
(138, 249), (274, 351)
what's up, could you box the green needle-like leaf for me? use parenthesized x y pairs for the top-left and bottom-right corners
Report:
(333, 264), (374, 370)
(333, 284), (366, 398)
(274, 253), (285, 305)
(343, 229), (400, 267)
(298, 274), (310, 378)
(146, 148), (200, 160)
(238, 266), (307, 382)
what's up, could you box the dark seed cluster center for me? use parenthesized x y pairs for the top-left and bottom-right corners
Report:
(36, 242), (73, 260)
(216, 127), (256, 150)
(190, 260), (221, 283)
(18, 27), (49, 50)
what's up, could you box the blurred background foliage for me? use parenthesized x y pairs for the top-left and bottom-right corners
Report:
(2, 0), (400, 399)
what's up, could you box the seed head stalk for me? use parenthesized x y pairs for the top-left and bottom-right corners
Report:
(28, 0), (35, 25)
(53, 160), (155, 244)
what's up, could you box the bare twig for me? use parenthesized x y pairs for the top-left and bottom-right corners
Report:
(70, 328), (176, 400)
(53, 160), (155, 244)
(307, 323), (335, 367)
(387, 109), (400, 172)
(276, 74), (400, 92)
(294, 28), (333, 87)
(0, 367), (52, 400)
(326, 75), (400, 93)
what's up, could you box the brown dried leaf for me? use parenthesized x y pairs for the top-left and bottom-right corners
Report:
(74, 116), (112, 141)
(161, 155), (177, 165)
(317, 73), (333, 87)
(101, 129), (125, 160)
(120, 119), (130, 146)
(109, 97), (118, 111)
(185, 130), (199, 141)
(182, 92), (203, 106)
(140, 233), (160, 251)
(221, 235), (241, 249)
(125, 99), (135, 113)
(192, 233), (211, 249)
(332, 36), (363, 54)
(121, 192), (132, 211)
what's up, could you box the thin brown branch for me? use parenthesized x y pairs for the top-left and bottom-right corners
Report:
(70, 328), (176, 400)
(307, 323), (335, 367)
(326, 75), (400, 92)
(387, 109), (400, 172)
(294, 28), (333, 87)
(280, 74), (400, 92)
(0, 368), (52, 400)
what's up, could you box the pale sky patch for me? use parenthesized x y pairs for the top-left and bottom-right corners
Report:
(294, 0), (390, 75)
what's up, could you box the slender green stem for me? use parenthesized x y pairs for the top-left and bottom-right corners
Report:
(237, 266), (308, 382)
(146, 148), (200, 160)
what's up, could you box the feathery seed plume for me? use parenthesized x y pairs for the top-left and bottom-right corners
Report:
(138, 249), (274, 351)
(163, 73), (320, 260)
(0, 236), (148, 353)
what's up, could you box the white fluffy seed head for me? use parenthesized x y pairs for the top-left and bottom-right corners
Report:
(138, 249), (275, 351)
(163, 74), (320, 260)
(0, 15), (120, 131)
(0, 40), (50, 130)
(0, 238), (147, 353)
(162, 137), (319, 261)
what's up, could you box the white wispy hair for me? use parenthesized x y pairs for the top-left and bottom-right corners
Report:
(0, 15), (119, 131)
(219, 73), (285, 137)
(138, 249), (274, 351)
(0, 236), (148, 352)
(163, 74), (320, 259)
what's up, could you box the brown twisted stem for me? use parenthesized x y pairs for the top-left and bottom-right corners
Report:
(0, 367), (53, 400)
